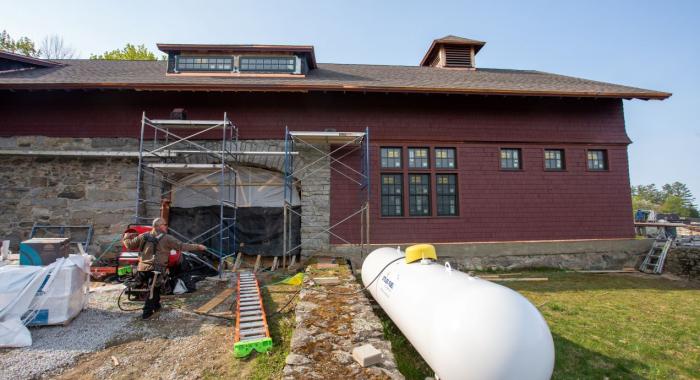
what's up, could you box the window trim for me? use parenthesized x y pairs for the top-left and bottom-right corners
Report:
(499, 147), (523, 171)
(543, 148), (566, 171)
(586, 149), (609, 172)
(239, 55), (297, 73)
(175, 55), (234, 72)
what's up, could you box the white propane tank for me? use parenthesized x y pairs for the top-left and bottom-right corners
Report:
(362, 246), (555, 380)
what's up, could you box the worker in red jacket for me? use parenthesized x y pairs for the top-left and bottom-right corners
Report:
(122, 218), (207, 319)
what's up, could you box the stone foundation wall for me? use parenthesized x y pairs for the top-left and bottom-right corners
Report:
(665, 247), (700, 279)
(331, 239), (653, 271)
(0, 136), (331, 256)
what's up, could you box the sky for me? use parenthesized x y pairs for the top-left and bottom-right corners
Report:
(2, 0), (699, 202)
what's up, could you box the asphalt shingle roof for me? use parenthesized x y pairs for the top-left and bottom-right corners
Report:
(0, 59), (670, 99)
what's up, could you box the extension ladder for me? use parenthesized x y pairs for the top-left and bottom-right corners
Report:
(233, 271), (273, 357)
(639, 235), (674, 274)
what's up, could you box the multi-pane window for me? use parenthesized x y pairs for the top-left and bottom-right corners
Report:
(544, 149), (565, 170)
(380, 147), (402, 169)
(239, 56), (296, 73)
(408, 174), (431, 216)
(435, 148), (456, 168)
(381, 174), (403, 216)
(500, 148), (522, 170)
(408, 148), (429, 169)
(436, 174), (458, 216)
(587, 150), (608, 170)
(177, 56), (233, 72)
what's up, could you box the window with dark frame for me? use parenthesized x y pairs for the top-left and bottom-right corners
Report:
(380, 147), (402, 169)
(500, 148), (522, 170)
(587, 150), (608, 170)
(408, 148), (429, 169)
(436, 174), (458, 216)
(381, 174), (403, 216)
(176, 56), (233, 72)
(239, 56), (296, 73)
(408, 174), (431, 216)
(544, 149), (565, 170)
(435, 148), (456, 168)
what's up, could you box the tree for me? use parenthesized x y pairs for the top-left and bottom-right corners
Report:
(39, 35), (77, 59)
(0, 30), (39, 57)
(631, 184), (664, 205)
(90, 44), (157, 60)
(661, 182), (696, 209)
(660, 195), (686, 216)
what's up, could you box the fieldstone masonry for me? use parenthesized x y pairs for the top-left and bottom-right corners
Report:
(665, 247), (700, 279)
(0, 136), (331, 256)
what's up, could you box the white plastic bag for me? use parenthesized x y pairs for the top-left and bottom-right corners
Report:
(173, 279), (188, 295)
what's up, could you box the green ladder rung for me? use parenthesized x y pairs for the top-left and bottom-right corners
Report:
(234, 337), (273, 358)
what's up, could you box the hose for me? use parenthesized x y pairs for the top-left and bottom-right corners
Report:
(117, 285), (144, 312)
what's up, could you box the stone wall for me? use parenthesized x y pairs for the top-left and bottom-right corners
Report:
(0, 156), (136, 254)
(331, 239), (653, 271)
(0, 136), (331, 256)
(665, 247), (700, 279)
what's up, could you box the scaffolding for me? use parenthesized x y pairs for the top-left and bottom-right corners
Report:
(134, 113), (238, 273)
(282, 128), (370, 267)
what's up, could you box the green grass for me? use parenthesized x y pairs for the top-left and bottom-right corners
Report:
(376, 271), (700, 380)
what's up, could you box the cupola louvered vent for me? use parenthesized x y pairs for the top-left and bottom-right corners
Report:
(444, 45), (473, 68)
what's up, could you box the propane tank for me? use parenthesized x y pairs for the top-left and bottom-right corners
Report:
(362, 246), (554, 380)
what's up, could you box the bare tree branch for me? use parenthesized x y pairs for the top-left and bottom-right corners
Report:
(39, 35), (77, 59)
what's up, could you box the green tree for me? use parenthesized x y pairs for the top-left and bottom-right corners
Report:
(660, 195), (686, 216)
(661, 182), (696, 208)
(90, 44), (157, 60)
(631, 184), (664, 205)
(0, 30), (39, 57)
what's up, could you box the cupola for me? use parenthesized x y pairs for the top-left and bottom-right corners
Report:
(419, 35), (485, 69)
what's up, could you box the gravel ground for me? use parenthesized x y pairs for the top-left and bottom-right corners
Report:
(0, 285), (133, 380)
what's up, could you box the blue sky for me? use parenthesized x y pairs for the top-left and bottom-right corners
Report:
(3, 0), (699, 202)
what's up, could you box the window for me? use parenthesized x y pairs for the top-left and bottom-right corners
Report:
(408, 174), (431, 216)
(177, 56), (232, 72)
(500, 148), (522, 170)
(408, 148), (429, 169)
(435, 148), (456, 169)
(380, 147), (402, 169)
(436, 174), (458, 216)
(587, 150), (608, 170)
(544, 149), (565, 170)
(240, 56), (296, 73)
(381, 174), (403, 216)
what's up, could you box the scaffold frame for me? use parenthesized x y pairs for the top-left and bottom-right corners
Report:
(282, 127), (370, 267)
(134, 112), (239, 274)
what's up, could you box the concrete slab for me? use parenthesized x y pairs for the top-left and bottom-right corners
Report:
(352, 344), (383, 367)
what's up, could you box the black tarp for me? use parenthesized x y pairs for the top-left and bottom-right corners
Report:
(168, 206), (301, 257)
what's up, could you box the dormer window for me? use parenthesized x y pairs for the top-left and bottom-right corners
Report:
(176, 56), (233, 72)
(240, 56), (296, 73)
(158, 43), (316, 76)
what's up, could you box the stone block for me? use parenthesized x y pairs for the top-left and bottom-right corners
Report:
(352, 344), (383, 367)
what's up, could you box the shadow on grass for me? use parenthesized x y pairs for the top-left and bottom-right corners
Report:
(493, 271), (700, 293)
(552, 333), (648, 380)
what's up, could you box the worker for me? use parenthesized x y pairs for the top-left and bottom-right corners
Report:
(122, 218), (207, 319)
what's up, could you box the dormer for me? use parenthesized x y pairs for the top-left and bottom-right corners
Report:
(157, 43), (317, 77)
(419, 35), (485, 69)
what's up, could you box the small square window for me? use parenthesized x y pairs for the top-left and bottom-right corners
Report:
(500, 148), (522, 170)
(380, 147), (402, 169)
(544, 149), (565, 170)
(587, 150), (608, 170)
(408, 148), (429, 169)
(435, 148), (456, 169)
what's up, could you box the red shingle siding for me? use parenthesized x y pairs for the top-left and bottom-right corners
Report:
(0, 90), (634, 242)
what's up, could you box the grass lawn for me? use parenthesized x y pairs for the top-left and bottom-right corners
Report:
(378, 271), (700, 380)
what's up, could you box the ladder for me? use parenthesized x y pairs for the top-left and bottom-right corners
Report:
(233, 271), (273, 357)
(639, 235), (674, 274)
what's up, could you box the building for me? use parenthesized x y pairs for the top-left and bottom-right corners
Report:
(0, 36), (670, 268)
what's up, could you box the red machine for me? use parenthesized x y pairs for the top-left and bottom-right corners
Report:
(118, 225), (182, 272)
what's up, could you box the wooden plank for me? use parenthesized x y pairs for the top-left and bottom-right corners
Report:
(194, 288), (235, 314)
(488, 277), (548, 282)
(253, 255), (261, 273)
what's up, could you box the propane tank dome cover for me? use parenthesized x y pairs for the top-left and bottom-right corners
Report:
(405, 244), (437, 264)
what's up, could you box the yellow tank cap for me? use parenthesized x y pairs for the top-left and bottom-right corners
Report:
(405, 244), (437, 264)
